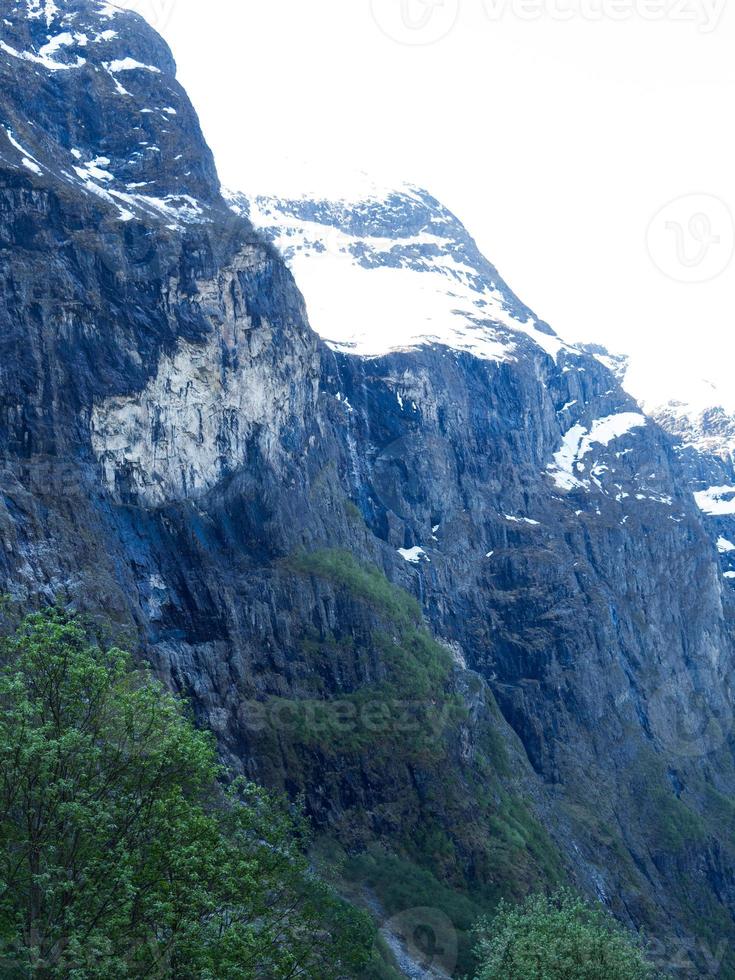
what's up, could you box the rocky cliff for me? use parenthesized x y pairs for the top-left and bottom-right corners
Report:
(653, 400), (735, 588)
(1, 2), (735, 976)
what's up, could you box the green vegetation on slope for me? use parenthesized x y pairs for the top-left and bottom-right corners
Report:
(278, 548), (459, 753)
(281, 550), (568, 976)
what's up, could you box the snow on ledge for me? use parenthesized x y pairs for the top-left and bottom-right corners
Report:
(104, 58), (161, 74)
(0, 35), (85, 71)
(717, 537), (735, 554)
(4, 128), (43, 176)
(398, 547), (429, 564)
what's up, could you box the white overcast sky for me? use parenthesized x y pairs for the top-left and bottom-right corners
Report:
(119, 0), (735, 410)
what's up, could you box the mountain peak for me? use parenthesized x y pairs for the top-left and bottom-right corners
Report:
(0, 0), (221, 226)
(226, 161), (421, 208)
(227, 179), (576, 364)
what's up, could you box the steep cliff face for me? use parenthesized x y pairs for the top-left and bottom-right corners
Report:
(653, 400), (735, 584)
(2, 2), (735, 976)
(230, 184), (735, 969)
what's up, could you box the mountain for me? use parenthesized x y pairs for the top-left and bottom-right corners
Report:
(2, 2), (735, 975)
(226, 178), (559, 362)
(652, 396), (735, 588)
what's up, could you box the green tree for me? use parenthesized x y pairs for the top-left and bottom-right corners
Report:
(0, 609), (372, 978)
(473, 889), (662, 980)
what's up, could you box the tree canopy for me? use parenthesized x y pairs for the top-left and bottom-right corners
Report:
(472, 889), (662, 980)
(0, 609), (373, 977)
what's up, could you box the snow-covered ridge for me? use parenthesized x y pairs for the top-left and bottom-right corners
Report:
(226, 185), (577, 363)
(17, 0), (127, 28)
(695, 486), (735, 517)
(234, 168), (422, 209)
(652, 399), (735, 465)
(649, 387), (735, 585)
(2, 2), (123, 71)
(1, 128), (207, 228)
(0, 0), (218, 229)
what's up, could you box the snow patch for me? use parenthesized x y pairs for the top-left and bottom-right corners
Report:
(0, 35), (85, 70)
(548, 413), (647, 491)
(108, 190), (204, 226)
(105, 58), (161, 73)
(105, 68), (131, 96)
(4, 129), (43, 175)
(25, 0), (59, 27)
(38, 31), (77, 59)
(695, 486), (735, 517)
(398, 547), (429, 564)
(74, 156), (114, 183)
